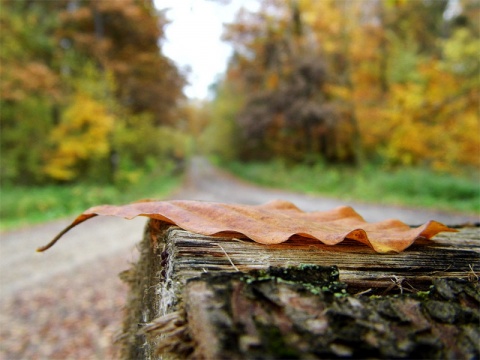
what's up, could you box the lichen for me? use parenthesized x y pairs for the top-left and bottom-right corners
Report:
(241, 264), (347, 297)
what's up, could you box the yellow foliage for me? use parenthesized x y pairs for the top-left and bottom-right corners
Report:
(326, 84), (351, 101)
(380, 58), (480, 172)
(346, 13), (479, 172)
(44, 92), (114, 180)
(217, 0), (479, 171)
(441, 28), (480, 76)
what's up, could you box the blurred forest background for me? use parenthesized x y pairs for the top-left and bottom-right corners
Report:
(1, 0), (479, 228)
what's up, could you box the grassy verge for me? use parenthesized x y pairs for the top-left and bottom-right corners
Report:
(0, 171), (181, 231)
(224, 160), (480, 214)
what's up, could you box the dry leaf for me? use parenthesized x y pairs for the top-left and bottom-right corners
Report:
(38, 200), (455, 254)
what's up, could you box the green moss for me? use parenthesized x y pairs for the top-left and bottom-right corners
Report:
(416, 290), (431, 300)
(241, 264), (346, 297)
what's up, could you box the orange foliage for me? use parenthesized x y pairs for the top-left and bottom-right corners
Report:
(58, 0), (184, 126)
(0, 62), (59, 102)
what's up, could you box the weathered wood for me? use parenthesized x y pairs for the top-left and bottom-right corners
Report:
(119, 220), (479, 359)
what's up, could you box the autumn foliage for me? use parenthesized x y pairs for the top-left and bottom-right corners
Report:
(0, 0), (186, 185)
(205, 0), (480, 172)
(2, 0), (478, 185)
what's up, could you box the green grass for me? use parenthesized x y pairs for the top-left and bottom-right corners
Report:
(0, 171), (181, 231)
(224, 159), (480, 215)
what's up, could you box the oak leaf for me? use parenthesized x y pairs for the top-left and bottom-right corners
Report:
(38, 200), (455, 254)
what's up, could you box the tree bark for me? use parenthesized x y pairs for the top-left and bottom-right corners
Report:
(119, 220), (479, 359)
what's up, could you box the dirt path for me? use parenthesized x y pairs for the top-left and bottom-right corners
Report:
(1, 157), (478, 359)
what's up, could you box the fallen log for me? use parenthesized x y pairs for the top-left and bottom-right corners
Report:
(118, 220), (479, 359)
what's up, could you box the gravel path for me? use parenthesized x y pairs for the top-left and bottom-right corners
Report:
(1, 158), (478, 359)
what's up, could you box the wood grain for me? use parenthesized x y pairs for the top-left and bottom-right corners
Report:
(159, 225), (479, 299)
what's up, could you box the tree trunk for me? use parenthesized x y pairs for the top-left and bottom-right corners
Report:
(118, 220), (479, 359)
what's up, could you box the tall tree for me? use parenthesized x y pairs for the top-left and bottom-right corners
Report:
(58, 0), (185, 126)
(0, 0), (187, 184)
(208, 0), (479, 173)
(220, 0), (358, 163)
(0, 0), (61, 184)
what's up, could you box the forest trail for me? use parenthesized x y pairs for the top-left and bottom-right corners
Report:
(1, 157), (478, 359)
(1, 156), (478, 297)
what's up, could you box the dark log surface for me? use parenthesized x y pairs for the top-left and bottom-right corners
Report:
(119, 221), (479, 359)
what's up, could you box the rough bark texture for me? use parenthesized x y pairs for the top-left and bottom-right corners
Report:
(119, 220), (479, 359)
(182, 268), (479, 360)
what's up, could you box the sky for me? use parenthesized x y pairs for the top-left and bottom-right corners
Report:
(154, 0), (259, 100)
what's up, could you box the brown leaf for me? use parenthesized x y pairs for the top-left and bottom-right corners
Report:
(37, 200), (456, 254)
